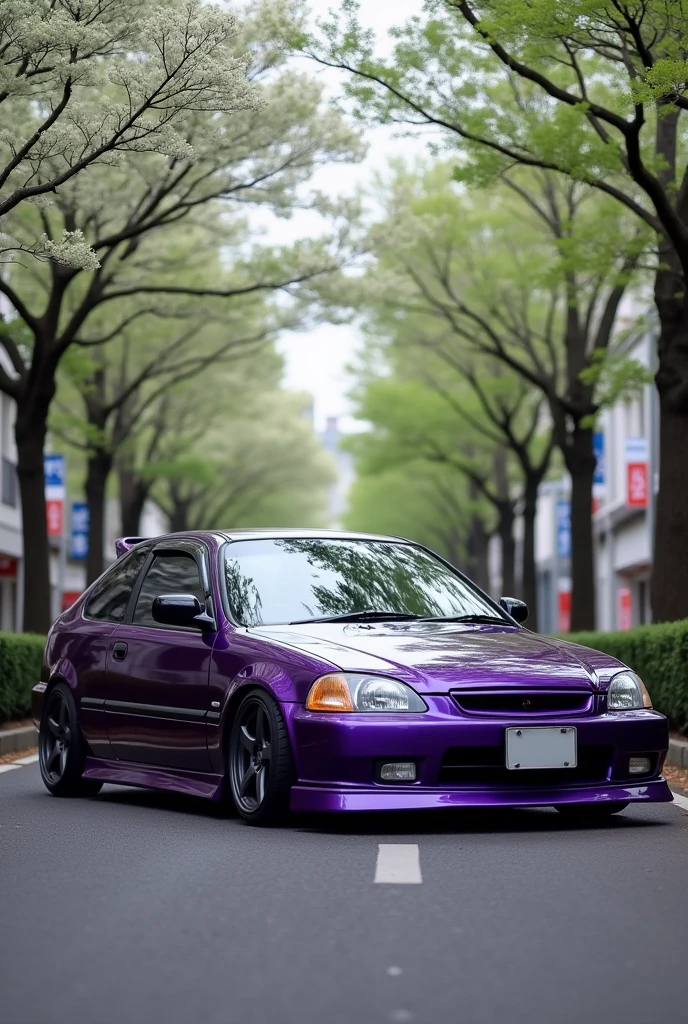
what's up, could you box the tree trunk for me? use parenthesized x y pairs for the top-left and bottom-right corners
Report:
(465, 514), (490, 592)
(565, 424), (596, 632)
(496, 501), (516, 596)
(168, 498), (192, 533)
(651, 275), (688, 621)
(118, 466), (150, 537)
(15, 410), (53, 634)
(522, 477), (539, 631)
(85, 448), (113, 585)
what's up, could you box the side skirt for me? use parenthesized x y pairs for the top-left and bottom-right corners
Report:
(82, 756), (225, 801)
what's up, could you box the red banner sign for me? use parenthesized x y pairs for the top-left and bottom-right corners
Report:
(617, 587), (632, 630)
(558, 589), (571, 633)
(46, 499), (63, 536)
(627, 463), (648, 508)
(0, 555), (17, 577)
(62, 590), (82, 611)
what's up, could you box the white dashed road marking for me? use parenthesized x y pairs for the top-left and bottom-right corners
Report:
(0, 763), (20, 773)
(375, 844), (422, 884)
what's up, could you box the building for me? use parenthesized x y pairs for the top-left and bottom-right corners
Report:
(318, 416), (355, 528)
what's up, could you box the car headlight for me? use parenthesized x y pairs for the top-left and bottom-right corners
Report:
(607, 671), (652, 711)
(306, 673), (427, 712)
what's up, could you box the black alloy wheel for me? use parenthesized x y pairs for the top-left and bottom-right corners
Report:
(228, 690), (293, 826)
(39, 683), (102, 797)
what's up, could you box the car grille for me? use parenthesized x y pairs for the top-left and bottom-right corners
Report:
(439, 744), (613, 786)
(451, 690), (593, 717)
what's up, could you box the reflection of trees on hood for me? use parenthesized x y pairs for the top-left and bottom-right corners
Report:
(225, 559), (262, 625)
(277, 540), (491, 619)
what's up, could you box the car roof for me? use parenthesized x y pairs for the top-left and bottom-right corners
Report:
(219, 528), (412, 543)
(153, 528), (413, 545)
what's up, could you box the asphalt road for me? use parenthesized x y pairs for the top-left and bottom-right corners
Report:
(1, 763), (687, 1024)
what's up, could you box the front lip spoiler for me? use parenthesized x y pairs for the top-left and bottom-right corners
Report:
(31, 681), (47, 729)
(289, 778), (673, 813)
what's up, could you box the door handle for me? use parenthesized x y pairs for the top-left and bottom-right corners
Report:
(112, 642), (128, 661)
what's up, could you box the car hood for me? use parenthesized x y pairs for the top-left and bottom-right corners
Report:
(248, 621), (625, 693)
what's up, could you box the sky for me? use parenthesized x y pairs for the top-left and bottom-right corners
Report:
(262, 0), (429, 432)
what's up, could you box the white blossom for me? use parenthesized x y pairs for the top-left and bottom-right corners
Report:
(0, 0), (262, 251)
(38, 230), (101, 271)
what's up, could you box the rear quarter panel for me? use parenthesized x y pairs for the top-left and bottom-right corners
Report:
(44, 607), (118, 758)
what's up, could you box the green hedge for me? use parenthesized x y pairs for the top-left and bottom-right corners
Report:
(0, 632), (45, 725)
(565, 619), (688, 735)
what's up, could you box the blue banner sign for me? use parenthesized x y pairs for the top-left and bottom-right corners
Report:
(71, 502), (89, 560)
(593, 432), (605, 486)
(556, 499), (571, 559)
(44, 453), (65, 491)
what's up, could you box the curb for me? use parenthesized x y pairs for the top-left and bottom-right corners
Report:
(0, 724), (37, 756)
(667, 737), (688, 769)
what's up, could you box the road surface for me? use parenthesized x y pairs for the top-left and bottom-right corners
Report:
(1, 761), (687, 1024)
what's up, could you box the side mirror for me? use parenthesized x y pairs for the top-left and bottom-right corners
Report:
(499, 596), (528, 623)
(152, 594), (213, 631)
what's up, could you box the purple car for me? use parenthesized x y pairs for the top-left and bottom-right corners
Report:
(32, 530), (672, 825)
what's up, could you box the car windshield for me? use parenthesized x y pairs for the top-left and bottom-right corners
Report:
(222, 537), (503, 626)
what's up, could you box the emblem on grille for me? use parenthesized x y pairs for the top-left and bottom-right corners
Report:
(522, 699), (532, 709)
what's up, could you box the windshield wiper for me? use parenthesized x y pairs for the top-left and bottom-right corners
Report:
(418, 614), (507, 624)
(288, 610), (423, 624)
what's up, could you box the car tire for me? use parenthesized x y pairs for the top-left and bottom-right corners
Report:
(554, 801), (629, 819)
(228, 689), (294, 826)
(39, 682), (103, 798)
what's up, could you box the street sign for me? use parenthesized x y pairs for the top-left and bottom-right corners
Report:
(44, 453), (66, 537)
(618, 587), (632, 630)
(625, 437), (648, 508)
(0, 555), (17, 577)
(558, 588), (571, 633)
(593, 431), (605, 486)
(46, 500), (63, 536)
(62, 590), (82, 611)
(44, 454), (65, 491)
(71, 502), (89, 560)
(556, 499), (571, 559)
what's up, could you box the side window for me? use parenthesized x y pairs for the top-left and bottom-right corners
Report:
(84, 548), (148, 623)
(132, 552), (205, 628)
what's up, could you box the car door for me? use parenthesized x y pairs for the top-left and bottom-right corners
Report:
(76, 545), (151, 760)
(104, 541), (216, 771)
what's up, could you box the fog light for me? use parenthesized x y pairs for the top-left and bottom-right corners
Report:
(380, 762), (416, 782)
(628, 757), (651, 775)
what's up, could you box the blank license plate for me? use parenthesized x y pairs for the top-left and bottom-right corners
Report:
(506, 727), (577, 770)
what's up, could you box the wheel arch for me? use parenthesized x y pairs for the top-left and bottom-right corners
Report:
(219, 681), (274, 764)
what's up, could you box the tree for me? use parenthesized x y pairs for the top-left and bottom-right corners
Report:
(0, 0), (258, 263)
(349, 163), (645, 629)
(1, 0), (361, 631)
(309, 0), (688, 622)
(137, 380), (336, 533)
(52, 252), (285, 581)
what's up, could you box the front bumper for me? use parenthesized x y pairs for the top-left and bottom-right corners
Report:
(286, 697), (672, 812)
